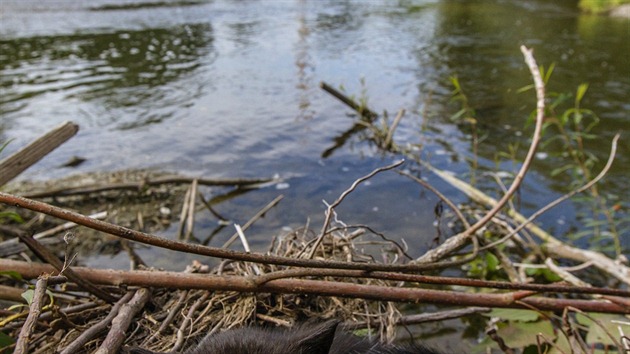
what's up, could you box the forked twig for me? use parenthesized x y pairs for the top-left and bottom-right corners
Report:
(307, 160), (405, 259)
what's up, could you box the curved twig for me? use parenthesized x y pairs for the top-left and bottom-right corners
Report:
(415, 45), (546, 263)
(306, 159), (405, 258)
(480, 133), (620, 251)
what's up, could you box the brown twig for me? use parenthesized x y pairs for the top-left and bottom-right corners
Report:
(307, 160), (405, 258)
(0, 191), (461, 273)
(320, 82), (378, 119)
(14, 276), (54, 354)
(3, 260), (628, 314)
(15, 231), (117, 303)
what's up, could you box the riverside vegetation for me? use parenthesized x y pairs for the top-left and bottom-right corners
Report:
(0, 46), (628, 354)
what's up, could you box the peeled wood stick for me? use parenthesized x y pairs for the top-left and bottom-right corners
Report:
(95, 288), (151, 354)
(177, 186), (192, 239)
(59, 291), (134, 354)
(222, 194), (284, 249)
(384, 108), (405, 148)
(184, 179), (198, 242)
(14, 275), (66, 354)
(2, 260), (628, 314)
(0, 121), (78, 186)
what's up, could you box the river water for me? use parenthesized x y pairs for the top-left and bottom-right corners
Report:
(1, 1), (628, 268)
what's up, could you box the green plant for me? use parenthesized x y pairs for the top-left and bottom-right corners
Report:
(449, 76), (480, 185)
(519, 64), (623, 257)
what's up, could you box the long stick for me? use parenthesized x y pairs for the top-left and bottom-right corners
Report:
(2, 259), (626, 314)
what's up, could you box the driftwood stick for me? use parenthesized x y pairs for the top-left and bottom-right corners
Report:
(19, 175), (277, 199)
(184, 179), (198, 242)
(59, 291), (134, 354)
(95, 288), (151, 354)
(2, 260), (628, 314)
(384, 108), (405, 148)
(320, 82), (377, 119)
(0, 121), (79, 187)
(177, 186), (192, 239)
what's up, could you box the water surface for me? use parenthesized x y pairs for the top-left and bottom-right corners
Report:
(1, 0), (628, 272)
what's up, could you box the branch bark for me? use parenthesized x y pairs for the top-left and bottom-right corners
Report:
(2, 260), (627, 314)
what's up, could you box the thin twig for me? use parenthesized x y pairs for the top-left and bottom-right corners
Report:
(222, 195), (284, 249)
(416, 45), (546, 263)
(307, 160), (405, 258)
(481, 133), (620, 251)
(384, 108), (405, 148)
(15, 231), (117, 303)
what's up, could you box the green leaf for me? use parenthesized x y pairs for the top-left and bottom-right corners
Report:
(0, 331), (16, 350)
(0, 211), (24, 223)
(21, 289), (34, 305)
(0, 139), (13, 154)
(485, 308), (541, 322)
(516, 84), (534, 93)
(576, 313), (628, 346)
(498, 320), (555, 348)
(485, 253), (499, 272)
(0, 271), (23, 281)
(575, 83), (589, 104)
(543, 62), (556, 84)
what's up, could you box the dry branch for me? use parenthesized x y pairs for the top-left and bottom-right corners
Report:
(19, 175), (277, 199)
(320, 82), (377, 119)
(0, 121), (78, 187)
(2, 260), (628, 314)
(0, 191), (457, 273)
(15, 231), (117, 303)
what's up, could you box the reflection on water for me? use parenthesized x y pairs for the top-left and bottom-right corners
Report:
(0, 0), (628, 262)
(1, 23), (213, 130)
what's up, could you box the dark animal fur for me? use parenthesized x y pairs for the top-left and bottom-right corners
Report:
(127, 320), (440, 354)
